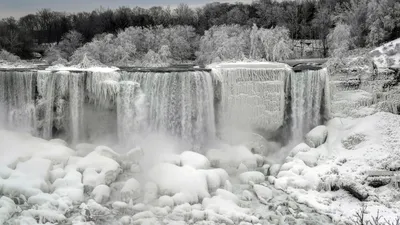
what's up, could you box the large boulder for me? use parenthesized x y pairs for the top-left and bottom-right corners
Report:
(305, 125), (328, 148)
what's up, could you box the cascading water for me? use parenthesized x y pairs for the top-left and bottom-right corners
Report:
(117, 81), (148, 146)
(121, 71), (216, 149)
(290, 69), (329, 141)
(69, 72), (85, 144)
(0, 71), (36, 132)
(0, 65), (331, 151)
(212, 63), (290, 147)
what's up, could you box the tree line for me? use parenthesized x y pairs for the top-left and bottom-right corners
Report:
(0, 0), (399, 60)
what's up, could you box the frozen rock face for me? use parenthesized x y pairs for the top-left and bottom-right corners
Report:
(328, 46), (400, 118)
(305, 125), (328, 148)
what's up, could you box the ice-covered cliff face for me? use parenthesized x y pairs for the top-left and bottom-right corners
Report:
(0, 64), (331, 151)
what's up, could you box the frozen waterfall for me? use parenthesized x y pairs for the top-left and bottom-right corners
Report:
(211, 63), (290, 146)
(0, 64), (331, 150)
(121, 71), (216, 149)
(290, 69), (329, 141)
(0, 71), (36, 133)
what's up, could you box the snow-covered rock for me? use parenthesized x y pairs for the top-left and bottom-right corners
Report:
(76, 151), (121, 185)
(289, 143), (311, 157)
(94, 145), (120, 162)
(50, 168), (65, 183)
(158, 195), (174, 207)
(269, 164), (281, 177)
(180, 151), (210, 169)
(206, 146), (258, 173)
(253, 184), (273, 202)
(52, 169), (84, 203)
(0, 196), (19, 224)
(305, 125), (328, 148)
(91, 185), (110, 204)
(239, 171), (265, 184)
(1, 158), (53, 197)
(121, 178), (141, 203)
(148, 163), (210, 201)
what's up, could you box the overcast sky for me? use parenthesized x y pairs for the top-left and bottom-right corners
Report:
(0, 0), (254, 18)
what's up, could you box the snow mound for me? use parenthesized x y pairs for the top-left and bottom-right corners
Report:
(91, 185), (110, 204)
(180, 151), (210, 169)
(1, 158), (53, 197)
(206, 146), (257, 173)
(0, 130), (75, 166)
(76, 151), (121, 185)
(148, 163), (210, 202)
(121, 178), (141, 203)
(239, 171), (265, 184)
(305, 125), (328, 148)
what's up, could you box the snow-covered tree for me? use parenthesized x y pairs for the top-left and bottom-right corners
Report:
(249, 24), (262, 60)
(258, 27), (293, 61)
(58, 30), (84, 59)
(327, 23), (352, 56)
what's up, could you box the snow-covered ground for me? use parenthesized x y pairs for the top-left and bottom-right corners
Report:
(1, 111), (400, 224)
(370, 38), (400, 68)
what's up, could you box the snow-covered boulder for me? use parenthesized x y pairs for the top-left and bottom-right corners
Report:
(158, 195), (174, 207)
(0, 166), (13, 179)
(239, 171), (265, 184)
(76, 151), (121, 185)
(2, 158), (52, 197)
(216, 189), (239, 204)
(198, 168), (229, 192)
(52, 169), (84, 203)
(180, 151), (210, 169)
(269, 164), (281, 177)
(121, 178), (141, 203)
(0, 196), (19, 224)
(83, 168), (100, 191)
(253, 184), (273, 202)
(91, 185), (110, 204)
(94, 145), (120, 162)
(206, 146), (257, 173)
(27, 193), (59, 207)
(289, 143), (311, 157)
(305, 125), (328, 148)
(148, 163), (210, 202)
(294, 151), (320, 167)
(50, 168), (65, 183)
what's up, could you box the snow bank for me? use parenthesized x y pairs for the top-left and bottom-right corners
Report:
(305, 125), (328, 148)
(148, 163), (210, 203)
(0, 130), (75, 166)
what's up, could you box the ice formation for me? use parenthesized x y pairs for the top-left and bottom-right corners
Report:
(0, 62), (331, 149)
